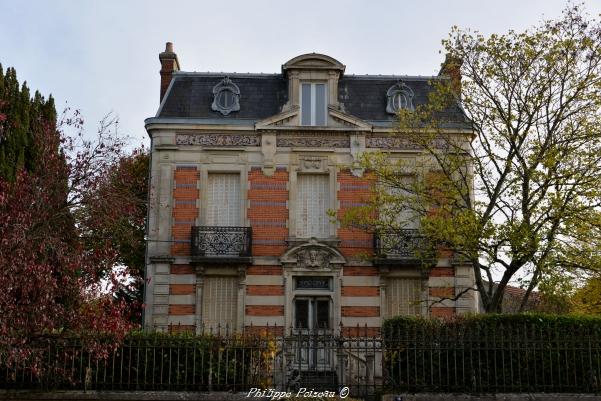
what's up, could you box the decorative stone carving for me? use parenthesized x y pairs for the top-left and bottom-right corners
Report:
(350, 134), (365, 177)
(297, 156), (327, 172)
(297, 248), (331, 269)
(211, 76), (240, 116)
(386, 81), (414, 114)
(280, 238), (346, 271)
(261, 133), (277, 176)
(176, 133), (260, 146)
(277, 136), (350, 148)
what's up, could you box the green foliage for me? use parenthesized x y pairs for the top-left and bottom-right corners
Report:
(0, 63), (56, 180)
(572, 275), (601, 314)
(343, 4), (601, 313)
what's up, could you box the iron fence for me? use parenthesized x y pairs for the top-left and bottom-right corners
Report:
(1, 333), (272, 392)
(2, 323), (601, 394)
(383, 322), (601, 393)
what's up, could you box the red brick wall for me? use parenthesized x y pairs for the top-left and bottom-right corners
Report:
(430, 307), (455, 318)
(430, 267), (454, 277)
(246, 285), (284, 296)
(341, 327), (380, 337)
(247, 167), (288, 256)
(343, 266), (379, 276)
(244, 326), (284, 336)
(245, 305), (284, 316)
(341, 286), (380, 296)
(247, 266), (283, 275)
(171, 166), (199, 256)
(337, 169), (373, 257)
(170, 284), (194, 295)
(430, 287), (455, 298)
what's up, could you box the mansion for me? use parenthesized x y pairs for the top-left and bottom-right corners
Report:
(143, 43), (478, 336)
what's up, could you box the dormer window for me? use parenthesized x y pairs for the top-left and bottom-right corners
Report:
(386, 82), (414, 114)
(300, 83), (327, 126)
(211, 77), (240, 116)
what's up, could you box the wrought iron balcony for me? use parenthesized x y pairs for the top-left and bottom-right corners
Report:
(373, 229), (426, 264)
(191, 226), (252, 262)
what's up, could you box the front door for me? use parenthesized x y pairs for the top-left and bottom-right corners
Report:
(293, 297), (333, 371)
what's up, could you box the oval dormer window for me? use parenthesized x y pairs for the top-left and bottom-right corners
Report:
(211, 77), (240, 116)
(386, 82), (414, 114)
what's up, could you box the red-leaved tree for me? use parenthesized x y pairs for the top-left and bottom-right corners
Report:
(0, 105), (140, 375)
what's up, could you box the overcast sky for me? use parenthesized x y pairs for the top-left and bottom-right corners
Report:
(1, 0), (600, 148)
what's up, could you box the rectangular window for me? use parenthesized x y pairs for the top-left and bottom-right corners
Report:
(207, 173), (240, 226)
(296, 174), (330, 238)
(386, 278), (422, 317)
(202, 276), (238, 330)
(300, 83), (327, 126)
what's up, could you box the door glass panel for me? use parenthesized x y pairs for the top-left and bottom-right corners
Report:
(295, 299), (309, 329)
(315, 300), (329, 329)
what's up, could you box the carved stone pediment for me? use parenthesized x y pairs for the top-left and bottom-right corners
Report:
(280, 238), (346, 271)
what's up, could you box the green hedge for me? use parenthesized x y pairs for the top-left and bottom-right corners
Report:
(382, 313), (601, 393)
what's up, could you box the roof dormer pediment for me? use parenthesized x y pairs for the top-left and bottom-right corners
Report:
(282, 53), (345, 75)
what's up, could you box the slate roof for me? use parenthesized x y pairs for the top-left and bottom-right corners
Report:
(156, 72), (470, 129)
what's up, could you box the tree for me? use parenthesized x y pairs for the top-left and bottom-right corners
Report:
(80, 148), (149, 323)
(572, 275), (601, 314)
(0, 64), (56, 179)
(0, 66), (139, 374)
(345, 5), (601, 313)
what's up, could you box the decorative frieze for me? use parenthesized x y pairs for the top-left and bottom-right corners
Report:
(277, 135), (350, 148)
(176, 133), (260, 146)
(367, 136), (450, 150)
(366, 136), (421, 150)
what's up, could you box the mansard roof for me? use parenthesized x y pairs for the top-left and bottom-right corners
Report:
(156, 71), (470, 129)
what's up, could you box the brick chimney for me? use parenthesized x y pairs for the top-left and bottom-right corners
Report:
(439, 53), (462, 96)
(159, 42), (180, 103)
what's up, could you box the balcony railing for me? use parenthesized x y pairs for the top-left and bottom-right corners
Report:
(191, 226), (252, 259)
(373, 229), (425, 261)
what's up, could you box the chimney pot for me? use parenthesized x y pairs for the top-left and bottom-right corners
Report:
(159, 42), (180, 103)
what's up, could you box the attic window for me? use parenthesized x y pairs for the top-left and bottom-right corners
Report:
(301, 83), (327, 126)
(386, 82), (414, 114)
(211, 77), (240, 116)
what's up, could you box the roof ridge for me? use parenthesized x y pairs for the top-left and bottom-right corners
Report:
(173, 71), (444, 81)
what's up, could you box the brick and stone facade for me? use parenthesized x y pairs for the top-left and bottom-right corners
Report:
(144, 43), (479, 335)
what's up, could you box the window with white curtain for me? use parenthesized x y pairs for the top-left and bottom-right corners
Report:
(206, 173), (241, 226)
(295, 174), (330, 238)
(202, 276), (238, 331)
(386, 278), (423, 317)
